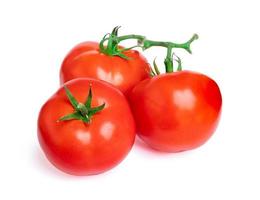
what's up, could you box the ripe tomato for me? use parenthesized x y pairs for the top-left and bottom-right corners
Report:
(38, 78), (135, 175)
(61, 41), (99, 71)
(129, 71), (222, 152)
(60, 42), (150, 96)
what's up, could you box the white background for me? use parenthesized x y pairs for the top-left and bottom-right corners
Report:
(0, 0), (259, 199)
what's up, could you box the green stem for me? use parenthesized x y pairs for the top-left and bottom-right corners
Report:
(141, 34), (198, 72)
(142, 34), (198, 53)
(117, 34), (146, 43)
(99, 27), (198, 72)
(164, 47), (174, 72)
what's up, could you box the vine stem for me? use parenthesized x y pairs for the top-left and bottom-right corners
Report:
(141, 34), (199, 72)
(99, 27), (198, 73)
(165, 47), (173, 72)
(116, 32), (198, 73)
(117, 34), (146, 43)
(142, 34), (198, 53)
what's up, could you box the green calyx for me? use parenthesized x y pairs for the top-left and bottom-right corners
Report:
(150, 58), (161, 77)
(173, 53), (183, 71)
(58, 85), (105, 123)
(99, 26), (145, 60)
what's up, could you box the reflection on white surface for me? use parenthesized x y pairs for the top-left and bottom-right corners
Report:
(100, 122), (114, 140)
(76, 131), (91, 144)
(173, 89), (196, 110)
(97, 68), (123, 86)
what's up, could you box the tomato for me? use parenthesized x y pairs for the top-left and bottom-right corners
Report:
(61, 41), (99, 72)
(60, 42), (150, 96)
(38, 78), (135, 175)
(129, 71), (222, 152)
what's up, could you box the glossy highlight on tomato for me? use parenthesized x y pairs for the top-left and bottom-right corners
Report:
(60, 42), (150, 96)
(129, 71), (222, 152)
(38, 78), (135, 175)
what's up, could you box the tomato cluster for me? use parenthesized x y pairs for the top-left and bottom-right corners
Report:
(38, 27), (222, 175)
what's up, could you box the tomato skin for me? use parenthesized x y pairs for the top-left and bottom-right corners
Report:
(60, 41), (99, 79)
(60, 42), (150, 96)
(38, 78), (135, 175)
(129, 71), (222, 152)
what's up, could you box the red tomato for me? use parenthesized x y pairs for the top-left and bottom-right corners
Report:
(60, 42), (150, 96)
(38, 78), (135, 175)
(61, 41), (99, 70)
(129, 71), (222, 152)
